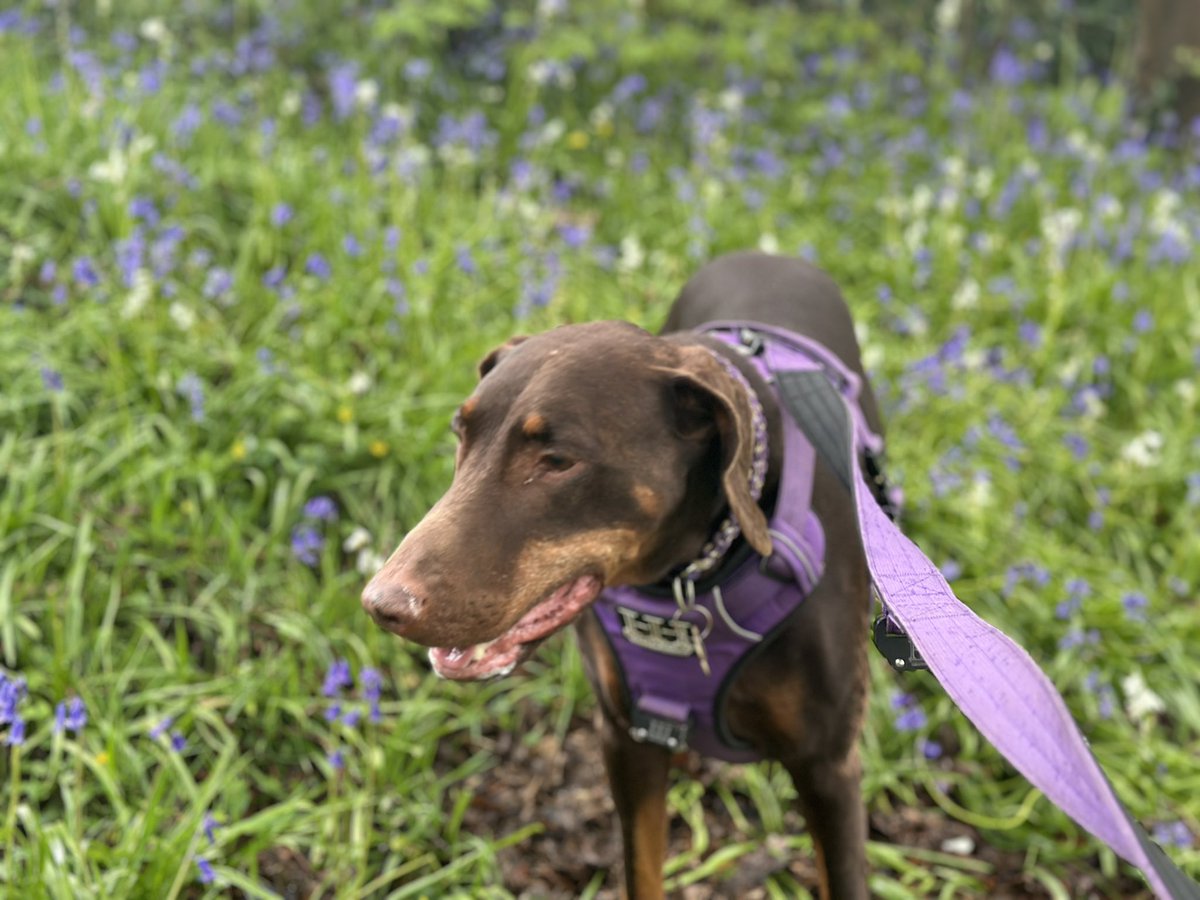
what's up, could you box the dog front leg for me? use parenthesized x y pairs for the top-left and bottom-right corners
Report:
(782, 748), (869, 900)
(600, 721), (671, 900)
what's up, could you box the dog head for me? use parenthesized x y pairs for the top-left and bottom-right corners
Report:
(362, 321), (770, 679)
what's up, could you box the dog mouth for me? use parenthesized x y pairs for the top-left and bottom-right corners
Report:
(428, 575), (603, 681)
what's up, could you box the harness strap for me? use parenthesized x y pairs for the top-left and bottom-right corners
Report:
(781, 367), (1199, 900)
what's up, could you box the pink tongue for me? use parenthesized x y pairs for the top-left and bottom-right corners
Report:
(428, 575), (602, 681)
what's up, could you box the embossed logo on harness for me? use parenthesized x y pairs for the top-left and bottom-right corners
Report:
(616, 607), (697, 657)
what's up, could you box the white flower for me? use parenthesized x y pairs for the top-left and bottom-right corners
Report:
(951, 278), (980, 310)
(757, 233), (780, 254)
(343, 527), (372, 554)
(1121, 431), (1164, 468)
(139, 17), (170, 44)
(355, 79), (379, 109)
(168, 302), (196, 330)
(1122, 671), (1166, 722)
(347, 371), (372, 395)
(618, 235), (644, 272)
(280, 90), (301, 117)
(122, 269), (154, 319)
(935, 0), (962, 34)
(355, 550), (386, 576)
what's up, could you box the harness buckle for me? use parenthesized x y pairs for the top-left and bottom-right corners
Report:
(872, 613), (928, 672)
(736, 328), (765, 357)
(630, 695), (691, 751)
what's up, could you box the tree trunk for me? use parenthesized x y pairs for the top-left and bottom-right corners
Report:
(1134, 0), (1200, 128)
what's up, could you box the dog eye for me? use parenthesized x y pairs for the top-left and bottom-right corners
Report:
(539, 452), (576, 472)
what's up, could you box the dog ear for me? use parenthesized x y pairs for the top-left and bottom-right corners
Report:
(478, 336), (528, 379)
(662, 346), (772, 557)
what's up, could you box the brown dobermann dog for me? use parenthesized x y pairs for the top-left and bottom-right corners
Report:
(362, 251), (884, 899)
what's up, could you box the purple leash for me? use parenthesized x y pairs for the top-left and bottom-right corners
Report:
(720, 320), (1200, 900)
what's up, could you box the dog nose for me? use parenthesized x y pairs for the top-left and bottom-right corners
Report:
(361, 578), (426, 636)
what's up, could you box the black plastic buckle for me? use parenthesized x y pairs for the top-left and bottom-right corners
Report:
(630, 705), (690, 751)
(873, 614), (927, 672)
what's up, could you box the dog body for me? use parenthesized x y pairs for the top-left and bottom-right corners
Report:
(363, 252), (882, 898)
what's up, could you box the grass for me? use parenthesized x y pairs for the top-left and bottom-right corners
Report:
(1, 1), (1198, 896)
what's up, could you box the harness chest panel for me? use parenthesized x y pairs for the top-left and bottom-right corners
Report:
(593, 324), (877, 763)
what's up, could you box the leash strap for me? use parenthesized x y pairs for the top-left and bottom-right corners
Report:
(777, 369), (1200, 900)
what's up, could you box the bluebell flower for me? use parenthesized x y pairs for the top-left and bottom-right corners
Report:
(270, 203), (293, 228)
(5, 718), (26, 747)
(202, 812), (220, 844)
(1122, 592), (1149, 622)
(361, 667), (383, 723)
(891, 692), (927, 732)
(150, 715), (174, 739)
(322, 659), (353, 698)
(303, 496), (338, 522)
(1153, 821), (1195, 849)
(328, 748), (345, 770)
(54, 697), (87, 734)
(304, 254), (331, 280)
(920, 739), (943, 760)
(291, 526), (323, 566)
(196, 856), (216, 884)
(340, 708), (362, 727)
(176, 373), (206, 423)
(327, 62), (359, 120)
(170, 731), (186, 752)
(73, 256), (100, 287)
(41, 367), (65, 392)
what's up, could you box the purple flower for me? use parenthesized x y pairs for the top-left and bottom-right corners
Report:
(1, 675), (26, 728)
(939, 559), (962, 582)
(129, 196), (160, 225)
(150, 716), (174, 739)
(1063, 433), (1089, 460)
(291, 526), (324, 566)
(196, 856), (216, 884)
(1122, 592), (1149, 621)
(340, 708), (362, 727)
(404, 59), (432, 81)
(1017, 320), (1042, 348)
(203, 267), (233, 301)
(73, 256), (100, 287)
(324, 703), (341, 722)
(455, 245), (477, 276)
(54, 697), (88, 734)
(328, 62), (359, 120)
(1153, 821), (1195, 850)
(342, 234), (363, 258)
(990, 48), (1026, 86)
(202, 812), (220, 844)
(270, 203), (293, 227)
(361, 667), (383, 723)
(5, 717), (26, 747)
(41, 367), (65, 392)
(1132, 309), (1154, 334)
(891, 692), (927, 732)
(304, 254), (331, 280)
(328, 748), (345, 770)
(920, 739), (943, 760)
(176, 373), (206, 423)
(303, 496), (337, 522)
(322, 659), (353, 698)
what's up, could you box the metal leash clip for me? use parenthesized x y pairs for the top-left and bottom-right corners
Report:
(872, 612), (928, 672)
(672, 577), (713, 676)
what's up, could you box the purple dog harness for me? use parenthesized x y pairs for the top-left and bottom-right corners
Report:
(593, 323), (1198, 898)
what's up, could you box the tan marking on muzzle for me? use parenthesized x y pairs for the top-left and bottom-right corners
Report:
(512, 527), (645, 600)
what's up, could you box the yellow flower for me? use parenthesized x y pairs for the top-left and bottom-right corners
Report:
(95, 751), (111, 767)
(566, 130), (589, 150)
(231, 439), (247, 461)
(337, 405), (354, 424)
(369, 440), (389, 458)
